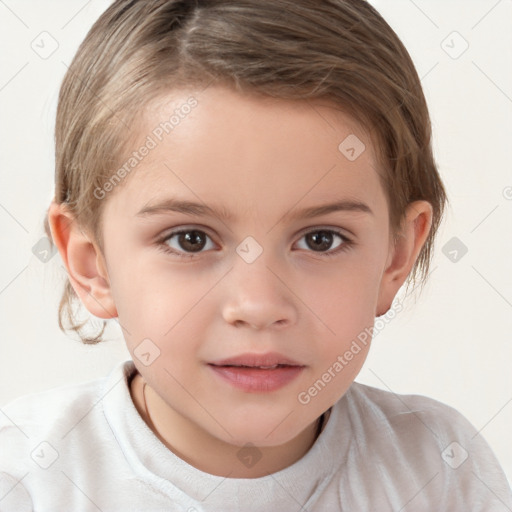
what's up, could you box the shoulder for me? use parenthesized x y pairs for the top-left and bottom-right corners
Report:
(0, 368), (112, 444)
(342, 381), (495, 464)
(0, 360), (136, 441)
(2, 376), (103, 430)
(0, 360), (134, 476)
(345, 381), (474, 436)
(329, 382), (512, 510)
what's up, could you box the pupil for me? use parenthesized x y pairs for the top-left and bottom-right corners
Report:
(180, 231), (205, 252)
(307, 231), (332, 251)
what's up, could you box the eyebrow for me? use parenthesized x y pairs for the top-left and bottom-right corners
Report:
(136, 198), (373, 221)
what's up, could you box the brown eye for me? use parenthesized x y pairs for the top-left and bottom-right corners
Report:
(176, 231), (207, 252)
(161, 229), (215, 256)
(295, 229), (349, 255)
(305, 231), (335, 251)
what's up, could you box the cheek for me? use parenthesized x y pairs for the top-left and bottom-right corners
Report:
(302, 248), (386, 336)
(108, 256), (219, 351)
(297, 276), (377, 410)
(296, 242), (387, 402)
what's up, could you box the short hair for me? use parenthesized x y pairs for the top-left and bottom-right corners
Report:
(44, 0), (447, 343)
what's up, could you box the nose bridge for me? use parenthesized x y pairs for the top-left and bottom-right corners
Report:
(222, 239), (297, 329)
(234, 242), (277, 292)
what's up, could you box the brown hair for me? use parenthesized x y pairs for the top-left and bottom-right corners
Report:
(44, 0), (447, 343)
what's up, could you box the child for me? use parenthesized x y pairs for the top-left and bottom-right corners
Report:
(1, 0), (511, 510)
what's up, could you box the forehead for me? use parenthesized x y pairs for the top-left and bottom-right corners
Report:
(104, 86), (385, 221)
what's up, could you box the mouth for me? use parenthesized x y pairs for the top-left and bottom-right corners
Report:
(209, 352), (303, 368)
(214, 364), (291, 369)
(207, 352), (305, 392)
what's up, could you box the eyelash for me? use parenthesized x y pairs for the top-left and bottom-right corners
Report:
(156, 227), (353, 259)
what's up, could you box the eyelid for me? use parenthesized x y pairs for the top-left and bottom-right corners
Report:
(156, 224), (218, 242)
(157, 224), (353, 243)
(295, 224), (353, 242)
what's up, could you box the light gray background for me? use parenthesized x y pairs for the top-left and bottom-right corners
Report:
(1, 0), (511, 485)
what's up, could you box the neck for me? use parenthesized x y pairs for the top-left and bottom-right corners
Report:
(131, 374), (323, 478)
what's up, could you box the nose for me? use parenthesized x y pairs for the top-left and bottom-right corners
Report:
(221, 254), (298, 331)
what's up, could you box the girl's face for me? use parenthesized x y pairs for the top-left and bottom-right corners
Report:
(98, 85), (398, 448)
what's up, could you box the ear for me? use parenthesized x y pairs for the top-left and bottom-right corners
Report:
(376, 200), (433, 316)
(47, 201), (117, 319)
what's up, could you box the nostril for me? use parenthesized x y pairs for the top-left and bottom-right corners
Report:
(231, 318), (287, 329)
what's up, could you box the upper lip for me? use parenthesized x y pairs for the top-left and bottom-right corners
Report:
(208, 352), (304, 367)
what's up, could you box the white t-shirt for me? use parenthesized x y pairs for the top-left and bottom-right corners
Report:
(0, 360), (510, 511)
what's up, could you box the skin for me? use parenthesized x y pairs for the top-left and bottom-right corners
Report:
(48, 86), (432, 478)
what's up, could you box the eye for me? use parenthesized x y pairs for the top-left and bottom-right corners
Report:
(158, 228), (215, 258)
(157, 227), (352, 259)
(295, 229), (351, 256)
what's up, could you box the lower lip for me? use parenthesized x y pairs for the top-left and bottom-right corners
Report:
(208, 364), (304, 392)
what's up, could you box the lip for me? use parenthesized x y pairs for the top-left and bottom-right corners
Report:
(207, 352), (305, 393)
(209, 351), (302, 367)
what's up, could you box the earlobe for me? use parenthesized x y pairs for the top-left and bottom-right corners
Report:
(376, 201), (433, 316)
(47, 201), (118, 319)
